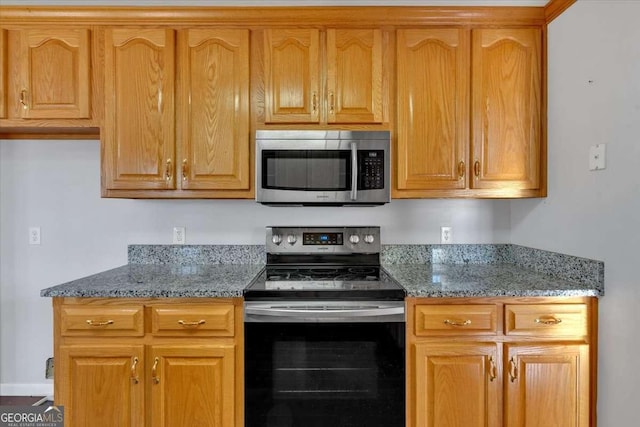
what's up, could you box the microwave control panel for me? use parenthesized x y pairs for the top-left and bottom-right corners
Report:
(358, 150), (385, 190)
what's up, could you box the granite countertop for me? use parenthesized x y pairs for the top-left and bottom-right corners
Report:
(40, 244), (604, 299)
(40, 263), (265, 298)
(383, 263), (602, 298)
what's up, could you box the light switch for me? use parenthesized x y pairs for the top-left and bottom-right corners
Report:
(589, 144), (606, 171)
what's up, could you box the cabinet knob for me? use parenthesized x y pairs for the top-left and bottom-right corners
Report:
(488, 356), (497, 382)
(458, 161), (465, 178)
(182, 159), (188, 181)
(509, 357), (518, 382)
(329, 91), (335, 115)
(474, 161), (480, 177)
(311, 92), (318, 115)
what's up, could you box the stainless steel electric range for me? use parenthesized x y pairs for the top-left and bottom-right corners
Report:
(244, 226), (405, 427)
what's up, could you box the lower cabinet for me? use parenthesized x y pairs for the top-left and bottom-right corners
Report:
(53, 298), (243, 427)
(407, 298), (597, 427)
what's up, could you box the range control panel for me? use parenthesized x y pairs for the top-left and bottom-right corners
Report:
(266, 226), (381, 255)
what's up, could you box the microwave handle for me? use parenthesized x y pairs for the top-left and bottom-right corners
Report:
(350, 142), (358, 201)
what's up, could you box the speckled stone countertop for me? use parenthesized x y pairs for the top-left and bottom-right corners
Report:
(383, 244), (604, 298)
(41, 244), (603, 299)
(40, 245), (265, 298)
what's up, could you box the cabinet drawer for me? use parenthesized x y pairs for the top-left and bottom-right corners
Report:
(151, 305), (235, 337)
(505, 304), (588, 336)
(61, 305), (144, 337)
(414, 304), (497, 336)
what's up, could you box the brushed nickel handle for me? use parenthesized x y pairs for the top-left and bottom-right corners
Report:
(474, 160), (480, 177)
(458, 161), (465, 178)
(329, 91), (335, 114)
(178, 319), (206, 327)
(152, 357), (160, 384)
(312, 92), (317, 114)
(165, 159), (173, 181)
(444, 319), (471, 327)
(182, 159), (188, 181)
(86, 319), (114, 327)
(130, 357), (139, 384)
(20, 90), (28, 110)
(509, 357), (518, 382)
(535, 316), (563, 325)
(489, 356), (497, 382)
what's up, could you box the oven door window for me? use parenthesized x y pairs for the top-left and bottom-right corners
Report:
(245, 322), (404, 427)
(262, 150), (351, 191)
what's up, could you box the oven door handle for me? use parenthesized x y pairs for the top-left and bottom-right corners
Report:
(244, 303), (405, 323)
(350, 142), (358, 201)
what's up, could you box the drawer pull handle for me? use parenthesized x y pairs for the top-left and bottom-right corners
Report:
(130, 357), (139, 384)
(178, 319), (206, 327)
(535, 316), (562, 325)
(489, 356), (497, 382)
(152, 357), (160, 384)
(86, 320), (114, 327)
(509, 357), (518, 382)
(444, 319), (471, 327)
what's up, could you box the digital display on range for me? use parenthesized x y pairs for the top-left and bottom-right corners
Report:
(303, 232), (343, 245)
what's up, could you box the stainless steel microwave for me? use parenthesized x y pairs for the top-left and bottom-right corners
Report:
(256, 130), (390, 206)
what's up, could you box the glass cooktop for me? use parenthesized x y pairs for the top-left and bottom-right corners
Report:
(244, 266), (406, 301)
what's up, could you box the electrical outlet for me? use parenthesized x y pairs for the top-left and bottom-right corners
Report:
(45, 357), (54, 379)
(173, 227), (186, 244)
(440, 226), (452, 244)
(29, 227), (41, 245)
(589, 144), (606, 171)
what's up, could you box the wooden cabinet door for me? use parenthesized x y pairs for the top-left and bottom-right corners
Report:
(10, 28), (90, 119)
(0, 29), (6, 119)
(178, 29), (250, 191)
(397, 29), (469, 191)
(58, 345), (144, 427)
(413, 342), (500, 427)
(264, 29), (320, 123)
(505, 344), (589, 427)
(326, 29), (383, 123)
(103, 29), (176, 190)
(150, 345), (236, 427)
(471, 29), (541, 190)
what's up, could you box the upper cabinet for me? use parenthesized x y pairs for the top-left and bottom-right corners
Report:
(178, 29), (250, 192)
(103, 29), (176, 191)
(395, 27), (544, 198)
(397, 29), (469, 191)
(263, 28), (385, 125)
(8, 28), (91, 119)
(472, 29), (542, 191)
(102, 28), (251, 197)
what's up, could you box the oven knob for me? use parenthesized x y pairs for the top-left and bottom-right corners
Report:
(364, 234), (375, 244)
(349, 234), (360, 244)
(271, 234), (282, 245)
(287, 235), (297, 245)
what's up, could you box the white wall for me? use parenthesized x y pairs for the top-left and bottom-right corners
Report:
(0, 139), (510, 394)
(511, 0), (640, 424)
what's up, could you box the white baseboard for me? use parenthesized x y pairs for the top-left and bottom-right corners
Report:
(0, 383), (53, 396)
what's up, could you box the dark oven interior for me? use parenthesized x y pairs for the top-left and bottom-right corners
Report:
(245, 322), (405, 427)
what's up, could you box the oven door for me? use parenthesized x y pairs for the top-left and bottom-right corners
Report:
(244, 301), (405, 427)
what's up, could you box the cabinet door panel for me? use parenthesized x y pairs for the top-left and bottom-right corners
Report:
(104, 29), (175, 190)
(13, 29), (90, 119)
(397, 29), (469, 191)
(150, 345), (235, 427)
(0, 30), (6, 118)
(472, 29), (541, 190)
(327, 29), (383, 123)
(58, 345), (144, 427)
(505, 344), (589, 427)
(264, 29), (320, 123)
(179, 29), (250, 190)
(414, 342), (500, 427)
